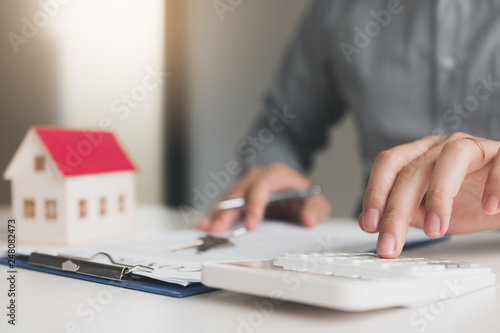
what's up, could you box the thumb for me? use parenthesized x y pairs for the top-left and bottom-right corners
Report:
(300, 194), (331, 227)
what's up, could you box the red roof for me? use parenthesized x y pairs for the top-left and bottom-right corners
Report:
(35, 127), (136, 177)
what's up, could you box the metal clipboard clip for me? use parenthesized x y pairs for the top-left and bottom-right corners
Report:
(28, 251), (154, 281)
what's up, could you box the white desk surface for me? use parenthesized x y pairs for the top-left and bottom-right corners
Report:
(1, 204), (499, 333)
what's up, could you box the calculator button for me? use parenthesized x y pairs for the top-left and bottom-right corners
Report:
(273, 253), (484, 279)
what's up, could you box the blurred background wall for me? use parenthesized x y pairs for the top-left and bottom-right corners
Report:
(0, 0), (363, 218)
(0, 0), (165, 204)
(0, 0), (59, 204)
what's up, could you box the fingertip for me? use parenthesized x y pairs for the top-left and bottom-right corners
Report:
(376, 233), (399, 258)
(482, 195), (500, 215)
(301, 195), (330, 228)
(424, 213), (444, 237)
(377, 252), (400, 259)
(243, 213), (258, 230)
(244, 220), (258, 230)
(300, 211), (318, 228)
(360, 209), (381, 233)
(244, 203), (266, 230)
(212, 211), (242, 232)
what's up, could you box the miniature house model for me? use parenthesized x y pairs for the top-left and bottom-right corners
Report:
(3, 127), (136, 245)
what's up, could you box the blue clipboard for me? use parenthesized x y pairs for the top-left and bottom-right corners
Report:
(0, 255), (216, 298)
(0, 235), (448, 298)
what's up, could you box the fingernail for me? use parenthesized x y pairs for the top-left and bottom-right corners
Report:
(377, 233), (396, 255)
(425, 213), (441, 236)
(483, 195), (500, 215)
(362, 209), (380, 231)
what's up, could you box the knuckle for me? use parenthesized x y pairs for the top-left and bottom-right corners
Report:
(376, 149), (408, 169)
(225, 180), (249, 197)
(429, 135), (442, 141)
(414, 135), (439, 152)
(376, 149), (398, 163)
(442, 140), (467, 155)
(248, 185), (265, 198)
(407, 148), (425, 163)
(416, 136), (435, 148)
(246, 194), (262, 206)
(449, 132), (468, 141)
(220, 210), (238, 220)
(416, 149), (432, 163)
(426, 185), (449, 201)
(384, 206), (408, 222)
(425, 136), (443, 150)
(248, 165), (264, 177)
(253, 165), (265, 172)
(269, 162), (310, 183)
(268, 162), (286, 171)
(398, 163), (421, 180)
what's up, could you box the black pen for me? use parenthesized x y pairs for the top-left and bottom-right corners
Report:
(214, 185), (322, 210)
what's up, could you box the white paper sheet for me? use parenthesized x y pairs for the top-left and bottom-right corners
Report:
(18, 220), (435, 286)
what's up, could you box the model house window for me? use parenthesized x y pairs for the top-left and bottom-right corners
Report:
(79, 200), (87, 218)
(118, 195), (125, 213)
(45, 200), (57, 220)
(34, 155), (45, 171)
(24, 199), (35, 219)
(100, 197), (107, 216)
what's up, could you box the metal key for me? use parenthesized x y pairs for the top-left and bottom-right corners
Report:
(196, 235), (233, 253)
(169, 227), (247, 253)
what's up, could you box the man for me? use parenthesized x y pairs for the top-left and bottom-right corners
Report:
(197, 0), (500, 258)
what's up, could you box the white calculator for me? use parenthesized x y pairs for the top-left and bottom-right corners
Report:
(201, 252), (496, 311)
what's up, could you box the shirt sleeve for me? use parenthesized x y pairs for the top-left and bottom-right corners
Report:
(238, 0), (347, 174)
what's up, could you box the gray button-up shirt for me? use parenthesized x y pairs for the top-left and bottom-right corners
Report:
(239, 0), (500, 179)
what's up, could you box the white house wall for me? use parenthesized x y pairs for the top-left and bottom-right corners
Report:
(65, 172), (135, 244)
(7, 129), (67, 245)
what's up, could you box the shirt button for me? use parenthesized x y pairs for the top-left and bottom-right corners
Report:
(441, 56), (456, 70)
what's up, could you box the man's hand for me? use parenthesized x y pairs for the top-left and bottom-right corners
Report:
(196, 163), (331, 232)
(359, 132), (500, 258)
